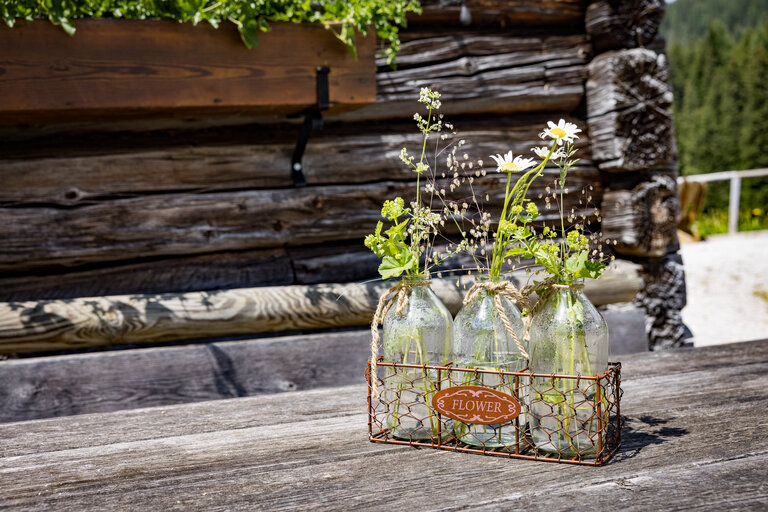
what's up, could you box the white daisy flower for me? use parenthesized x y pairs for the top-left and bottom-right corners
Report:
(532, 146), (567, 159)
(490, 151), (536, 173)
(540, 119), (581, 145)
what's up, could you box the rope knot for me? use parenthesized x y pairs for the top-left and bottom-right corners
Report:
(462, 279), (531, 360)
(369, 277), (431, 397)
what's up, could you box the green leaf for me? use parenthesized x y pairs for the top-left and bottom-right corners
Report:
(378, 253), (416, 279)
(239, 19), (261, 49)
(565, 252), (588, 275)
(503, 246), (528, 259)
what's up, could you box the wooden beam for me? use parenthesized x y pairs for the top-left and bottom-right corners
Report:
(0, 249), (294, 302)
(0, 330), (373, 423)
(0, 167), (602, 272)
(0, 20), (375, 123)
(602, 174), (680, 258)
(0, 118), (592, 206)
(586, 48), (675, 172)
(0, 302), (649, 424)
(410, 0), (586, 27)
(0, 260), (642, 355)
(585, 0), (666, 53)
(329, 33), (590, 122)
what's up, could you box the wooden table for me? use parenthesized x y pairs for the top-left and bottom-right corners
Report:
(2, 340), (767, 511)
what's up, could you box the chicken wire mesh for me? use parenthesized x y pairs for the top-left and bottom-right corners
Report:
(367, 361), (622, 465)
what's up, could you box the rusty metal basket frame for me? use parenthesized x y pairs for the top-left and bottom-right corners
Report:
(367, 360), (623, 466)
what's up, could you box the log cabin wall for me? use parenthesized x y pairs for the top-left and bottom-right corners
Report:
(0, 0), (681, 355)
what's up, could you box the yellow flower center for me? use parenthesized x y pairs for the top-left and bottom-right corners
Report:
(550, 127), (567, 138)
(502, 162), (519, 172)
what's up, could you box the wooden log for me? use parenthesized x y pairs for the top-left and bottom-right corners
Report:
(328, 33), (590, 122)
(0, 32), (585, 137)
(586, 48), (675, 172)
(378, 33), (589, 70)
(410, 0), (586, 27)
(0, 117), (592, 206)
(0, 302), (648, 423)
(0, 168), (601, 272)
(585, 0), (666, 53)
(0, 20), (376, 123)
(0, 261), (642, 354)
(634, 253), (686, 350)
(0, 249), (293, 302)
(0, 330), (372, 423)
(602, 174), (680, 258)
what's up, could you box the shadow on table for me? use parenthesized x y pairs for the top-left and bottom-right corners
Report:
(614, 415), (689, 461)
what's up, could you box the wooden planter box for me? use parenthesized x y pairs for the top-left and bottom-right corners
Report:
(0, 19), (376, 122)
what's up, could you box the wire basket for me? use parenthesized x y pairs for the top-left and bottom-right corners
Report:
(367, 361), (622, 466)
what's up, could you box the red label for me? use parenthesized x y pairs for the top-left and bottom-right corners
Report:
(432, 386), (521, 425)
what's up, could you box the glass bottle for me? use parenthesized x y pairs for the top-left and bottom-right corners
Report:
(382, 279), (453, 441)
(451, 278), (527, 448)
(527, 279), (609, 458)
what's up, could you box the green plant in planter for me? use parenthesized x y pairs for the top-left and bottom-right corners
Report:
(1, 0), (421, 67)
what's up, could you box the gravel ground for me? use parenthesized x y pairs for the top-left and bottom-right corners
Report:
(681, 230), (768, 346)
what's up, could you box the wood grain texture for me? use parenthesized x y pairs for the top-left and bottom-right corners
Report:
(602, 174), (680, 258)
(0, 340), (765, 510)
(0, 169), (601, 272)
(0, 20), (375, 122)
(0, 249), (294, 302)
(634, 253), (686, 350)
(0, 261), (641, 354)
(585, 0), (666, 52)
(586, 48), (675, 172)
(0, 118), (592, 206)
(411, 0), (586, 27)
(0, 306), (647, 423)
(0, 330), (372, 423)
(329, 33), (590, 122)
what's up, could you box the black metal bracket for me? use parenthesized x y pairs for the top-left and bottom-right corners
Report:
(290, 66), (330, 187)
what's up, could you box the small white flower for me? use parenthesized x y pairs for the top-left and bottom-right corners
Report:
(541, 119), (581, 145)
(490, 151), (536, 173)
(532, 146), (566, 159)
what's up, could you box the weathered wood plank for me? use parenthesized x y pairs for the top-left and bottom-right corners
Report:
(1, 340), (764, 454)
(377, 33), (589, 70)
(410, 0), (586, 27)
(602, 174), (680, 258)
(585, 0), (666, 53)
(0, 20), (376, 122)
(0, 303), (645, 423)
(0, 341), (765, 510)
(0, 330), (371, 423)
(0, 169), (602, 272)
(0, 118), (593, 206)
(586, 48), (675, 172)
(0, 248), (293, 302)
(329, 34), (590, 122)
(0, 261), (641, 354)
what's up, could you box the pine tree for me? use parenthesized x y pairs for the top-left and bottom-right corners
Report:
(738, 22), (768, 210)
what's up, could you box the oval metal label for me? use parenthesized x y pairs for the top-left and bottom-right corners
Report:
(432, 386), (521, 425)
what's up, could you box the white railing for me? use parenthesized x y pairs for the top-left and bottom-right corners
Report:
(677, 168), (768, 234)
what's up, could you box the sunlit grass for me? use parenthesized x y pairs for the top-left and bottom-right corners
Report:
(693, 207), (768, 237)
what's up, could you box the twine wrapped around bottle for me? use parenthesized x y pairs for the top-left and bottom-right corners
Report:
(368, 277), (584, 396)
(461, 280), (532, 359)
(461, 277), (586, 360)
(368, 278), (431, 398)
